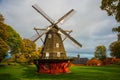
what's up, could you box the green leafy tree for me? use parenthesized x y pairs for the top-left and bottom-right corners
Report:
(0, 22), (8, 62)
(109, 41), (120, 58)
(6, 24), (22, 54)
(101, 0), (120, 40)
(112, 26), (120, 41)
(0, 13), (22, 62)
(0, 38), (8, 62)
(101, 0), (120, 22)
(0, 13), (22, 54)
(94, 45), (107, 61)
(101, 0), (120, 57)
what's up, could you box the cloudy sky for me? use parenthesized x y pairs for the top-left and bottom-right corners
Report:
(0, 0), (119, 58)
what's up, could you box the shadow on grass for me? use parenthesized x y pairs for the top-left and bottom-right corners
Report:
(0, 73), (21, 80)
(22, 65), (87, 80)
(0, 65), (5, 68)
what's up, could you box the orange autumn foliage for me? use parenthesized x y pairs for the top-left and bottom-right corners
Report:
(86, 59), (102, 66)
(104, 58), (120, 64)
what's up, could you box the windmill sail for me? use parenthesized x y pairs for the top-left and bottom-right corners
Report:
(57, 9), (76, 24)
(32, 4), (55, 24)
(30, 33), (40, 41)
(32, 30), (49, 42)
(58, 28), (82, 47)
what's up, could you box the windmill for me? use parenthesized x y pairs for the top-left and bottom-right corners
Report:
(31, 4), (82, 74)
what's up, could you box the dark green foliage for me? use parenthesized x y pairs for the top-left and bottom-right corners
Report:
(0, 16), (8, 62)
(0, 13), (22, 62)
(94, 45), (107, 61)
(0, 22), (9, 62)
(6, 25), (22, 54)
(101, 0), (120, 57)
(101, 0), (120, 22)
(7, 39), (38, 63)
(112, 26), (120, 33)
(112, 26), (120, 41)
(0, 38), (8, 62)
(0, 13), (22, 54)
(109, 41), (120, 58)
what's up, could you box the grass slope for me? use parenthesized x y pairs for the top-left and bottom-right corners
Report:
(0, 63), (120, 80)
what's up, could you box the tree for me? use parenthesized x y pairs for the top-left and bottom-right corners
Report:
(0, 13), (4, 22)
(16, 54), (27, 63)
(112, 26), (120, 41)
(33, 46), (42, 59)
(0, 13), (22, 63)
(0, 38), (8, 62)
(101, 0), (120, 40)
(0, 22), (8, 41)
(0, 22), (8, 62)
(94, 45), (107, 61)
(101, 0), (120, 58)
(6, 24), (22, 54)
(20, 39), (36, 54)
(101, 0), (120, 22)
(0, 13), (22, 54)
(20, 39), (37, 63)
(109, 41), (120, 58)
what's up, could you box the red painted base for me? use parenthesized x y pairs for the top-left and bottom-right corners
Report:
(37, 62), (70, 74)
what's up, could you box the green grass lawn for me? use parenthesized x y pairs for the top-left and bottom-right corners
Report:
(0, 63), (120, 80)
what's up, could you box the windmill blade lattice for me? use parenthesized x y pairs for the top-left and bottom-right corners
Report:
(32, 30), (49, 42)
(32, 4), (55, 24)
(57, 9), (76, 24)
(30, 33), (39, 41)
(58, 28), (82, 47)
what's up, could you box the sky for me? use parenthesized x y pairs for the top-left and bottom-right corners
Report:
(0, 0), (119, 58)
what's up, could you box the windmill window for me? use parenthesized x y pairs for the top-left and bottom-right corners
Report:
(57, 52), (60, 57)
(46, 52), (49, 58)
(48, 34), (52, 38)
(56, 43), (59, 48)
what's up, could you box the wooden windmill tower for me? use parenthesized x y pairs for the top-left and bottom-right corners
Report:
(31, 4), (82, 74)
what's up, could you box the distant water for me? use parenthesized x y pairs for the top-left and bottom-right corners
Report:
(66, 51), (111, 59)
